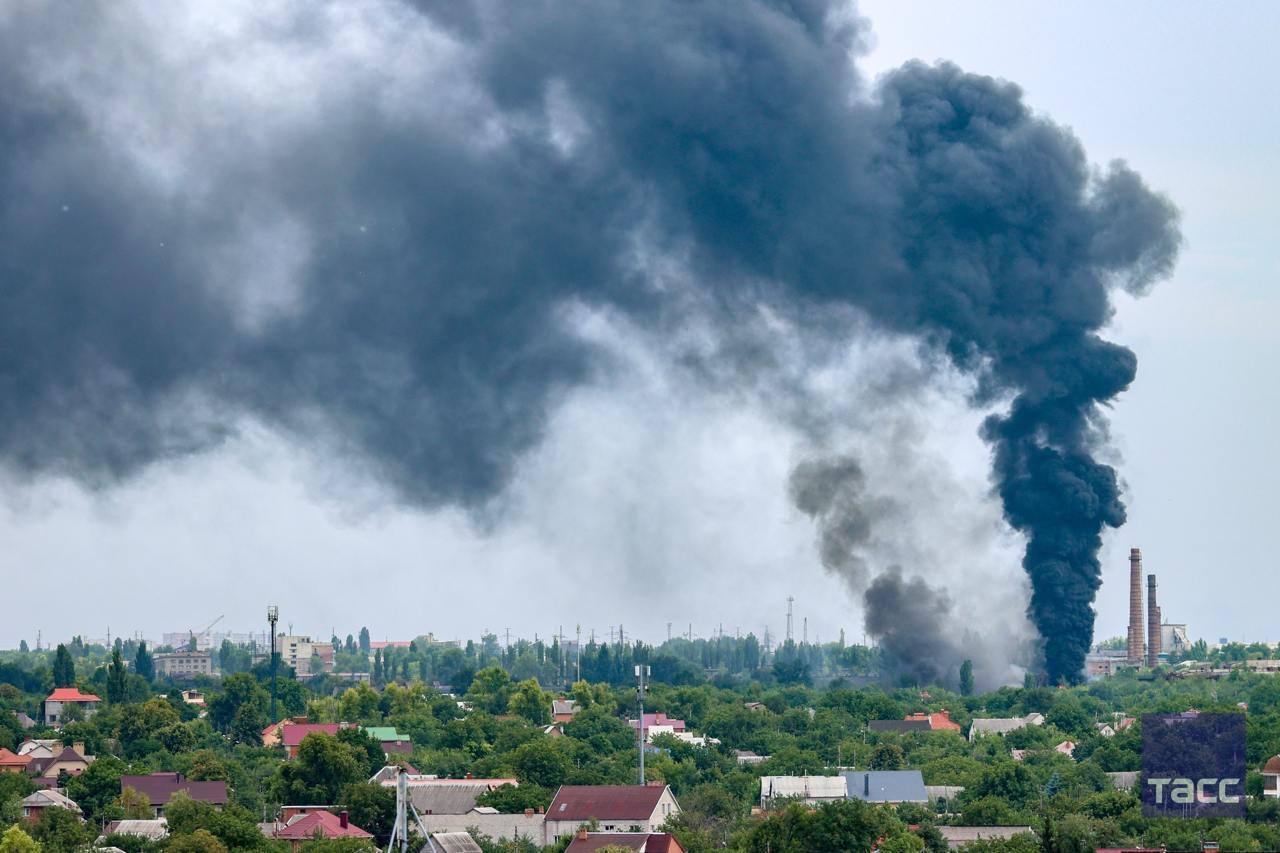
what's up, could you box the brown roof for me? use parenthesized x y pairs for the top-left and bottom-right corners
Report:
(548, 786), (668, 822)
(120, 772), (228, 806)
(565, 833), (680, 853)
(282, 723), (343, 748)
(1264, 755), (1280, 774)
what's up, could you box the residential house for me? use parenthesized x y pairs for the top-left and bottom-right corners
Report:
(21, 789), (82, 822)
(732, 750), (767, 766)
(564, 829), (685, 852)
(552, 699), (580, 723)
(843, 771), (928, 804)
(903, 710), (961, 732)
(12, 711), (36, 730)
(383, 777), (519, 816)
(272, 809), (373, 851)
(743, 702), (768, 712)
(544, 785), (680, 843)
(967, 713), (1045, 741)
(1055, 740), (1077, 758)
(119, 772), (229, 815)
(1262, 755), (1280, 799)
(759, 775), (846, 809)
(628, 713), (686, 739)
(43, 688), (100, 725)
(924, 785), (964, 810)
(426, 832), (485, 853)
(868, 719), (932, 735)
(936, 827), (1035, 849)
(1107, 772), (1138, 792)
(26, 744), (94, 783)
(17, 739), (58, 758)
(181, 690), (207, 707)
(280, 723), (351, 758)
(1095, 722), (1116, 738)
(0, 748), (32, 774)
(362, 726), (412, 756)
(153, 651), (213, 678)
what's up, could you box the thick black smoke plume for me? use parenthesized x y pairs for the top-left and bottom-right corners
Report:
(0, 1), (1178, 682)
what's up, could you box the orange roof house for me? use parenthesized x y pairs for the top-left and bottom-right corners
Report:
(904, 710), (961, 732)
(44, 689), (101, 726)
(0, 748), (32, 773)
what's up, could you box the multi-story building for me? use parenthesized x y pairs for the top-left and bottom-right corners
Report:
(154, 651), (214, 678)
(277, 635), (335, 677)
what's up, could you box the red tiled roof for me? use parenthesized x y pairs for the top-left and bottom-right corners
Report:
(548, 786), (667, 822)
(282, 723), (342, 748)
(0, 748), (31, 768)
(565, 833), (679, 853)
(1264, 755), (1280, 774)
(276, 810), (372, 840)
(46, 688), (100, 702)
(120, 773), (228, 806)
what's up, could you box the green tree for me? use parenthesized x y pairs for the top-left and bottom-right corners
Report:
(66, 754), (128, 821)
(134, 641), (155, 681)
(208, 672), (269, 732)
(276, 732), (367, 804)
(51, 644), (75, 688)
(359, 628), (371, 654)
(0, 826), (40, 853)
(959, 659), (974, 696)
(107, 648), (128, 703)
(510, 739), (571, 788)
(507, 679), (552, 725)
(186, 749), (230, 782)
(467, 667), (513, 714)
(336, 727), (385, 777)
(338, 782), (396, 843)
(475, 783), (553, 814)
(869, 743), (906, 771)
(29, 804), (95, 853)
(166, 829), (228, 853)
(118, 786), (154, 819)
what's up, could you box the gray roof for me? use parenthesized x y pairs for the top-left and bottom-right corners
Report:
(868, 719), (931, 734)
(923, 785), (964, 800)
(937, 827), (1035, 849)
(1106, 771), (1138, 791)
(843, 771), (927, 804)
(430, 832), (484, 853)
(101, 819), (169, 840)
(410, 784), (493, 815)
(418, 812), (545, 842)
(22, 789), (82, 813)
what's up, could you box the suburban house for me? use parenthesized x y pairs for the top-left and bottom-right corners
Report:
(0, 748), (31, 774)
(17, 739), (59, 759)
(373, 775), (519, 815)
(153, 651), (214, 678)
(565, 829), (685, 852)
(418, 811), (545, 845)
(362, 726), (412, 756)
(967, 713), (1045, 741)
(868, 719), (932, 734)
(628, 713), (686, 738)
(732, 750), (767, 766)
(544, 785), (680, 842)
(1262, 755), (1280, 798)
(280, 722), (351, 758)
(12, 711), (36, 730)
(271, 809), (373, 850)
(903, 710), (961, 732)
(21, 789), (82, 822)
(43, 688), (100, 725)
(25, 744), (95, 783)
(844, 770), (928, 804)
(552, 699), (580, 723)
(759, 775), (846, 809)
(120, 772), (229, 815)
(181, 690), (207, 707)
(743, 702), (768, 712)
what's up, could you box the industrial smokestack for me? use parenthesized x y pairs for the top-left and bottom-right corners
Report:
(1146, 574), (1161, 667)
(1127, 548), (1145, 665)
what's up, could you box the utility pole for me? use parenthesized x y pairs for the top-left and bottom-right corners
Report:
(786, 596), (794, 644)
(803, 617), (807, 645)
(635, 664), (650, 785)
(576, 625), (582, 682)
(267, 605), (279, 724)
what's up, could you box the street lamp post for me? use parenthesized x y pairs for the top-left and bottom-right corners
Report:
(267, 605), (279, 724)
(635, 664), (650, 785)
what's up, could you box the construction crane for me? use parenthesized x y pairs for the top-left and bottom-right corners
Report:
(188, 615), (224, 650)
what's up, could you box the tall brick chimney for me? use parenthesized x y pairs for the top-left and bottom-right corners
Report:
(1127, 548), (1145, 665)
(1147, 574), (1161, 668)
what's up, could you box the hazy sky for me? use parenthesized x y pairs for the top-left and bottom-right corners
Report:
(1, 1), (1275, 658)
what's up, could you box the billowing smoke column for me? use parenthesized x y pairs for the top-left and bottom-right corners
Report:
(0, 1), (1178, 682)
(789, 456), (963, 684)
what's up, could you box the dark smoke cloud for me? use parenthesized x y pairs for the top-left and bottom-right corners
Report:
(0, 0), (1178, 682)
(864, 567), (962, 687)
(789, 454), (963, 685)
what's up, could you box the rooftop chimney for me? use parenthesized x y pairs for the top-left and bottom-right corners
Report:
(339, 811), (349, 829)
(1147, 574), (1162, 668)
(577, 828), (589, 841)
(1127, 548), (1145, 665)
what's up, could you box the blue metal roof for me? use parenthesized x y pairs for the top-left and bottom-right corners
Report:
(842, 770), (927, 803)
